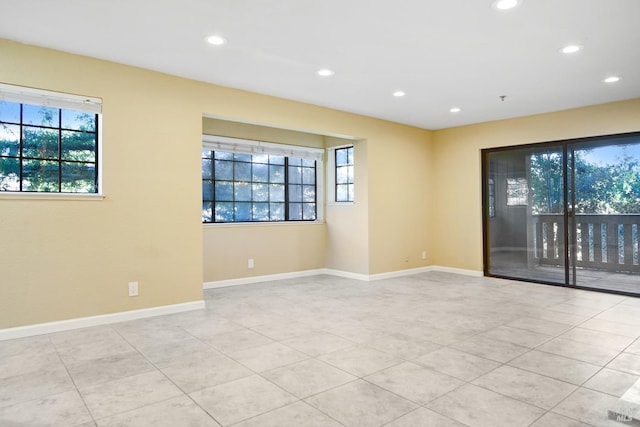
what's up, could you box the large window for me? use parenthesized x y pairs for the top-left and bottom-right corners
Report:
(202, 136), (323, 223)
(335, 146), (354, 202)
(0, 84), (101, 194)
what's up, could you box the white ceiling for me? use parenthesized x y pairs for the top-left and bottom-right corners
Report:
(1, 0), (639, 130)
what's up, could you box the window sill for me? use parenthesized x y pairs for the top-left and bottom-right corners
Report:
(327, 201), (355, 206)
(203, 221), (325, 229)
(0, 192), (105, 201)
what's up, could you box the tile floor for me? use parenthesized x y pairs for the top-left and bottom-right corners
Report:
(1, 272), (640, 426)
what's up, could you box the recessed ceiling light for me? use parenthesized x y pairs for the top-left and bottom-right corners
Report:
(450, 107), (462, 113)
(561, 44), (582, 54)
(493, 0), (520, 10)
(393, 91), (406, 97)
(317, 69), (335, 77)
(206, 35), (227, 46)
(604, 76), (621, 83)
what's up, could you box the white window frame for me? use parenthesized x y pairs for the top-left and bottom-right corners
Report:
(202, 135), (325, 223)
(326, 144), (355, 205)
(0, 83), (103, 199)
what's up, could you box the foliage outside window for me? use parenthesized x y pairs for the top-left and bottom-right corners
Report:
(202, 150), (317, 223)
(0, 85), (100, 194)
(335, 146), (354, 202)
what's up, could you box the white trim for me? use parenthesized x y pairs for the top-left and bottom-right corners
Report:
(0, 82), (102, 113)
(322, 269), (371, 281)
(0, 192), (104, 201)
(368, 266), (434, 281)
(203, 265), (484, 289)
(203, 135), (324, 161)
(0, 300), (205, 341)
(204, 269), (327, 289)
(430, 265), (484, 277)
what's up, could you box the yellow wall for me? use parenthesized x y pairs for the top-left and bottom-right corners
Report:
(431, 98), (640, 271)
(0, 39), (433, 328)
(3, 37), (636, 330)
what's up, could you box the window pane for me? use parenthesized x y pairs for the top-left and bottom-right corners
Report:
(336, 148), (349, 166)
(234, 182), (251, 201)
(23, 105), (59, 127)
(303, 203), (316, 220)
(234, 162), (251, 181)
(289, 184), (302, 202)
(288, 157), (302, 167)
(202, 158), (212, 179)
(60, 162), (96, 193)
(234, 153), (252, 162)
(288, 166), (301, 184)
(347, 184), (354, 201)
(270, 203), (285, 221)
(270, 165), (285, 183)
(252, 163), (268, 182)
(202, 202), (213, 222)
(0, 124), (20, 157)
(347, 147), (354, 164)
(22, 159), (59, 192)
(253, 154), (269, 164)
(303, 185), (316, 202)
(336, 184), (349, 202)
(252, 203), (269, 221)
(336, 166), (349, 184)
(289, 203), (302, 220)
(23, 127), (59, 159)
(252, 183), (268, 201)
(214, 160), (233, 180)
(215, 202), (233, 222)
(201, 149), (212, 159)
(0, 157), (20, 191)
(302, 167), (315, 184)
(215, 181), (233, 201)
(0, 101), (20, 123)
(214, 151), (233, 160)
(269, 184), (285, 202)
(235, 202), (251, 221)
(202, 180), (213, 201)
(61, 110), (95, 132)
(61, 131), (96, 162)
(269, 155), (285, 165)
(302, 159), (315, 167)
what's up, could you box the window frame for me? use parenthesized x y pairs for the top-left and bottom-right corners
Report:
(0, 83), (103, 198)
(326, 144), (355, 205)
(202, 135), (324, 224)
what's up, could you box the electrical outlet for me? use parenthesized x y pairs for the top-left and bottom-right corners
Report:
(248, 258), (254, 269)
(128, 281), (139, 297)
(421, 251), (427, 260)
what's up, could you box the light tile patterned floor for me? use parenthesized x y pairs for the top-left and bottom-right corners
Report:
(1, 271), (640, 426)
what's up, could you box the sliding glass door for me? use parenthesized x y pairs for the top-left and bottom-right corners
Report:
(483, 132), (640, 295)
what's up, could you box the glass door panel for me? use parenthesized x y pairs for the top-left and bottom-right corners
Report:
(569, 138), (640, 294)
(483, 132), (640, 296)
(484, 145), (566, 284)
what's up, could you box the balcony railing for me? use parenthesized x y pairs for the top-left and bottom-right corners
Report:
(533, 214), (640, 273)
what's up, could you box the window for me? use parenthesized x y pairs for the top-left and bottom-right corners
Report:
(202, 136), (323, 223)
(335, 146), (354, 202)
(507, 177), (528, 206)
(0, 84), (101, 194)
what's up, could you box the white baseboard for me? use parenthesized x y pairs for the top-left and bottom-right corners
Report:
(204, 265), (484, 288)
(429, 265), (484, 277)
(0, 300), (205, 342)
(203, 269), (328, 289)
(368, 266), (434, 281)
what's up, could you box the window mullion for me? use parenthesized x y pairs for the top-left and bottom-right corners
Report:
(284, 157), (289, 221)
(58, 108), (62, 192)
